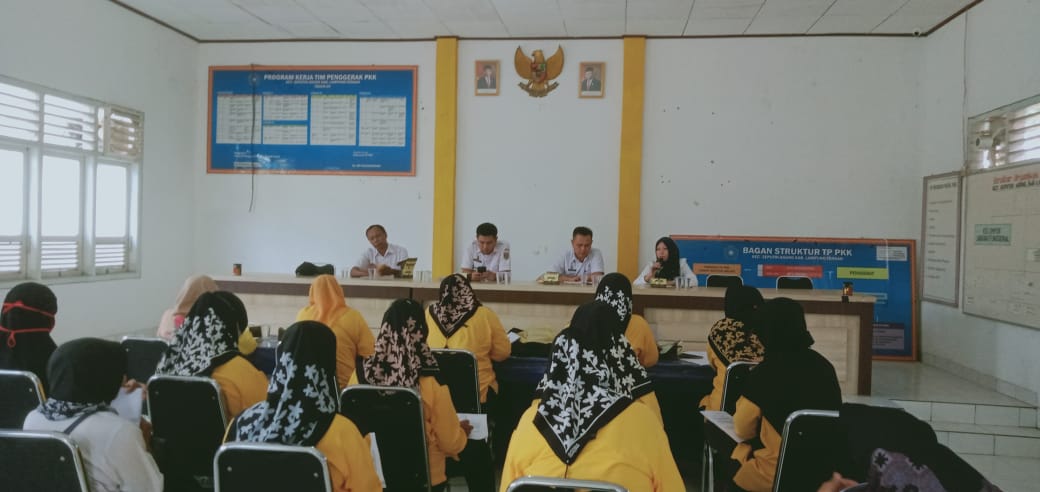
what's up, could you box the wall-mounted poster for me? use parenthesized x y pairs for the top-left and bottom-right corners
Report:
(207, 65), (417, 176)
(578, 62), (604, 98)
(921, 172), (962, 306)
(475, 60), (499, 96)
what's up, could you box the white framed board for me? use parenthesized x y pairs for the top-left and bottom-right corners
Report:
(962, 161), (1040, 329)
(921, 172), (962, 306)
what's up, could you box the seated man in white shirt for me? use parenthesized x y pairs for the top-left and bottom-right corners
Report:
(542, 226), (605, 283)
(461, 222), (509, 282)
(349, 224), (410, 277)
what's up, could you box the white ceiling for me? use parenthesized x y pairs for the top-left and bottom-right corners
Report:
(114, 0), (978, 41)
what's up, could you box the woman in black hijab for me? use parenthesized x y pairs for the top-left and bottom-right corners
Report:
(700, 285), (766, 410)
(228, 321), (380, 492)
(0, 282), (58, 389)
(728, 297), (842, 492)
(635, 237), (698, 286)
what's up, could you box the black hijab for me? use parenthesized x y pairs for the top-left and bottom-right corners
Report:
(653, 237), (681, 280)
(724, 285), (764, 323)
(230, 321), (339, 447)
(213, 291), (248, 336)
(742, 298), (841, 432)
(155, 292), (241, 377)
(360, 299), (439, 390)
(533, 301), (653, 464)
(594, 272), (633, 326)
(0, 282), (58, 389)
(38, 338), (126, 421)
(428, 274), (482, 339)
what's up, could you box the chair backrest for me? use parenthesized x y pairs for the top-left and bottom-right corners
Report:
(506, 476), (629, 492)
(773, 409), (840, 492)
(120, 337), (168, 383)
(0, 429), (90, 492)
(706, 275), (743, 288)
(0, 369), (45, 429)
(720, 361), (757, 414)
(431, 349), (481, 414)
(147, 375), (228, 488)
(214, 442), (331, 492)
(776, 276), (813, 290)
(340, 385), (430, 492)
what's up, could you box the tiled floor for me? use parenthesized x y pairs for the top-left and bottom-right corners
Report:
(871, 361), (1034, 407)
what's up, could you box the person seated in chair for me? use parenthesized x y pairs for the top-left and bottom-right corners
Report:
(23, 338), (163, 491)
(227, 321), (381, 492)
(595, 272), (659, 368)
(359, 299), (471, 492)
(500, 301), (684, 492)
(155, 292), (268, 419)
(0, 282), (59, 390)
(728, 298), (842, 492)
(700, 285), (766, 411)
(297, 274), (374, 391)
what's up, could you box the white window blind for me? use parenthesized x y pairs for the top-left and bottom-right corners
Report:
(0, 81), (40, 142)
(0, 239), (24, 278)
(968, 96), (1040, 170)
(43, 94), (98, 151)
(102, 107), (143, 159)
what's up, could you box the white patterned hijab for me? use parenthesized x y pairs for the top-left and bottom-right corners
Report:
(533, 301), (653, 464)
(594, 272), (633, 326)
(230, 321), (339, 447)
(429, 274), (481, 338)
(361, 299), (439, 390)
(155, 292), (240, 377)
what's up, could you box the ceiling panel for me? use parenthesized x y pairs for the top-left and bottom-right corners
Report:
(424, 0), (502, 23)
(626, 0), (694, 21)
(745, 0), (834, 34)
(563, 19), (627, 37)
(684, 18), (755, 36)
(808, 0), (906, 34)
(625, 18), (688, 35)
(440, 20), (509, 37)
(558, 0), (626, 21)
(873, 13), (949, 33)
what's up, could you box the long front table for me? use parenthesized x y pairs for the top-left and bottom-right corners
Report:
(215, 274), (875, 395)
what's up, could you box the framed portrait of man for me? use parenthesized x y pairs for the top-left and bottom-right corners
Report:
(475, 60), (499, 96)
(578, 62), (604, 98)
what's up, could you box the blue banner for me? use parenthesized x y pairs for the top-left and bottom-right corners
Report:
(208, 66), (416, 175)
(673, 236), (917, 359)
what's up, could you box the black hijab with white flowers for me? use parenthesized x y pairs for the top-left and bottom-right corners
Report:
(230, 321), (340, 447)
(429, 274), (481, 338)
(360, 298), (439, 390)
(533, 301), (654, 465)
(155, 292), (241, 377)
(594, 272), (633, 326)
(39, 338), (126, 421)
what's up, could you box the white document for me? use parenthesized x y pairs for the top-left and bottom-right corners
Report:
(369, 433), (386, 488)
(701, 410), (743, 443)
(110, 388), (143, 422)
(457, 413), (489, 440)
(680, 350), (708, 365)
(507, 331), (522, 343)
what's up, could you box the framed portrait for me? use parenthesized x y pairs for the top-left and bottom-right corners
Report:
(475, 60), (500, 96)
(578, 62), (605, 98)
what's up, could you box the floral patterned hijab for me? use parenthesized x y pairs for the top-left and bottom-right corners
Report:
(708, 286), (766, 367)
(155, 292), (241, 377)
(360, 299), (439, 390)
(533, 301), (653, 464)
(428, 274), (481, 338)
(230, 321), (339, 447)
(594, 272), (633, 326)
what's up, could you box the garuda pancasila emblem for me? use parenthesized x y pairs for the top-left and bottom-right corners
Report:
(514, 46), (564, 97)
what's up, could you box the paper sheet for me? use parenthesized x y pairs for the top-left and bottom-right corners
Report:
(110, 388), (143, 422)
(507, 332), (522, 343)
(457, 413), (489, 440)
(680, 350), (708, 365)
(369, 433), (386, 488)
(701, 410), (742, 443)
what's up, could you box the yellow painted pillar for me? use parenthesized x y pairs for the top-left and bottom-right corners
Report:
(433, 37), (458, 277)
(618, 36), (646, 279)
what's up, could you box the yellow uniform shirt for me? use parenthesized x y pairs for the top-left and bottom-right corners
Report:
(418, 376), (469, 486)
(298, 308), (375, 391)
(426, 306), (511, 402)
(316, 415), (383, 492)
(211, 356), (269, 419)
(625, 314), (659, 368)
(500, 401), (685, 492)
(700, 345), (729, 411)
(730, 396), (783, 492)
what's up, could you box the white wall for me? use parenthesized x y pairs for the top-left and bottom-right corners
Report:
(455, 40), (623, 280)
(920, 0), (1040, 406)
(194, 42), (437, 276)
(0, 0), (198, 341)
(641, 37), (924, 253)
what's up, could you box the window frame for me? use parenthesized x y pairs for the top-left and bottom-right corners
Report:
(966, 93), (1040, 172)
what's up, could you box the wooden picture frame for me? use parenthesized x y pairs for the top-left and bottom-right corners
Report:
(578, 62), (605, 98)
(474, 60), (499, 96)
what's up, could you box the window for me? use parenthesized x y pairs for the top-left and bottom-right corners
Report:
(0, 75), (142, 282)
(967, 94), (1040, 170)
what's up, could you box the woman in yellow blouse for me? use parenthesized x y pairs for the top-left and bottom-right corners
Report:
(359, 299), (469, 492)
(227, 321), (381, 492)
(426, 274), (511, 403)
(594, 272), (658, 367)
(700, 285), (766, 411)
(729, 298), (842, 492)
(155, 291), (268, 419)
(297, 274), (375, 391)
(500, 301), (684, 492)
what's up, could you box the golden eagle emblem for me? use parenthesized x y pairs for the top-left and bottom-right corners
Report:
(514, 46), (564, 97)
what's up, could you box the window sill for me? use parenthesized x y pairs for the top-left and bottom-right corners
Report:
(0, 271), (141, 289)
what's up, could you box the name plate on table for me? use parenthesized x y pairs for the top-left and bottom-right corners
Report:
(650, 278), (669, 288)
(542, 272), (560, 285)
(397, 258), (418, 279)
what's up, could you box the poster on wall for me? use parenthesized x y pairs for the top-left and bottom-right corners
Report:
(207, 65), (417, 176)
(672, 235), (918, 359)
(921, 172), (962, 306)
